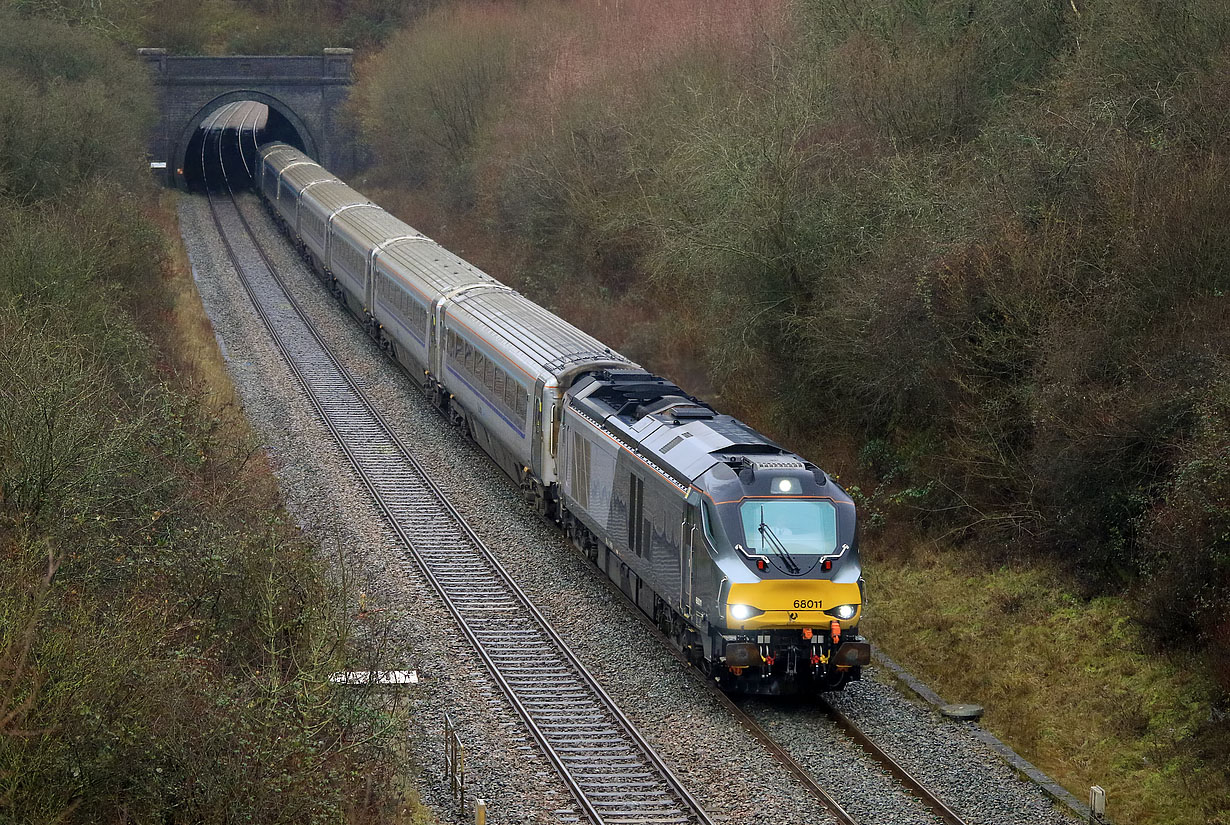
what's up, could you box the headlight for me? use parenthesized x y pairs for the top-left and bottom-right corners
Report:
(772, 476), (801, 494)
(729, 604), (765, 621)
(826, 604), (857, 620)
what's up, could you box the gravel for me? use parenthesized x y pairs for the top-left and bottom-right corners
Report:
(826, 675), (1077, 824)
(176, 189), (1082, 825)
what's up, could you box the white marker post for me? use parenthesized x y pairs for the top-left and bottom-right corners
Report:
(1089, 786), (1106, 824)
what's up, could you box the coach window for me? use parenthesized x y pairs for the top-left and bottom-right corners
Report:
(494, 368), (505, 400)
(465, 342), (474, 372)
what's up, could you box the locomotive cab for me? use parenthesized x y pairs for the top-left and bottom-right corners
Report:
(560, 369), (869, 694)
(690, 456), (870, 692)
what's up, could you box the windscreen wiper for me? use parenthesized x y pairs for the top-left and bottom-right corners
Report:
(758, 506), (801, 576)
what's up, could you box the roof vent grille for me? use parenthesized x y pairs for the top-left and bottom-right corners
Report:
(669, 405), (715, 421)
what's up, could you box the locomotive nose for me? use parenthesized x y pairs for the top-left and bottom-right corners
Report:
(723, 579), (862, 631)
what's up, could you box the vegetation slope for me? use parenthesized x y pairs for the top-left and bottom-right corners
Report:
(0, 11), (426, 823)
(351, 2), (1230, 823)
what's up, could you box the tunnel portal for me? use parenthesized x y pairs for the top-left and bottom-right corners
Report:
(138, 49), (357, 189)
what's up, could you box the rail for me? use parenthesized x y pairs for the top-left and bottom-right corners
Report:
(198, 102), (714, 825)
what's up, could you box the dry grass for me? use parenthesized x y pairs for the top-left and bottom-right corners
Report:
(866, 541), (1227, 825)
(146, 191), (287, 512)
(150, 191), (240, 415)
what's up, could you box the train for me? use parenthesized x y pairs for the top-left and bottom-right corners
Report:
(254, 141), (870, 693)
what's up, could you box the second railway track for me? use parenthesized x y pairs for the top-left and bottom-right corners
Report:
(581, 537), (973, 825)
(193, 102), (992, 825)
(200, 104), (713, 825)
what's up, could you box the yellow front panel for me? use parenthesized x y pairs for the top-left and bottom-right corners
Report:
(726, 579), (861, 631)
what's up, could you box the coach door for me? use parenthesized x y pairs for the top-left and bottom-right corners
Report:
(530, 377), (546, 480)
(427, 312), (440, 377)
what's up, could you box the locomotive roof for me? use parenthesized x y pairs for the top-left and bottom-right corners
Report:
(568, 370), (799, 485)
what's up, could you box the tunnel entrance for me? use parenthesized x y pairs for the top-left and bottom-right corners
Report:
(142, 50), (353, 188)
(179, 94), (313, 191)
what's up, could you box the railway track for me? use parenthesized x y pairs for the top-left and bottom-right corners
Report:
(198, 103), (714, 825)
(195, 102), (975, 825)
(570, 527), (972, 825)
(817, 697), (967, 825)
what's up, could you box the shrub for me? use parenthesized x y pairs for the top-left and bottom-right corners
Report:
(355, 2), (519, 194)
(0, 12), (152, 199)
(0, 13), (413, 822)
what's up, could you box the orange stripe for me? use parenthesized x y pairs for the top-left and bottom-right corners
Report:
(694, 488), (855, 507)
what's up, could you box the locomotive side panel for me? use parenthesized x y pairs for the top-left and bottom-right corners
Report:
(559, 413), (621, 548)
(560, 420), (619, 548)
(632, 459), (689, 612)
(560, 405), (690, 614)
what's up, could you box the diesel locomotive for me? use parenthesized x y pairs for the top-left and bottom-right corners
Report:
(254, 142), (870, 693)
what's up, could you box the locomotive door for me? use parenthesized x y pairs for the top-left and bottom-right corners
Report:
(681, 503), (697, 618)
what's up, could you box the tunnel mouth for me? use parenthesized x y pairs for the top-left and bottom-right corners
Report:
(183, 100), (308, 192)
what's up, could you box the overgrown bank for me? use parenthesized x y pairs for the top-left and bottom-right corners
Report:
(350, 2), (1230, 823)
(0, 14), (423, 823)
